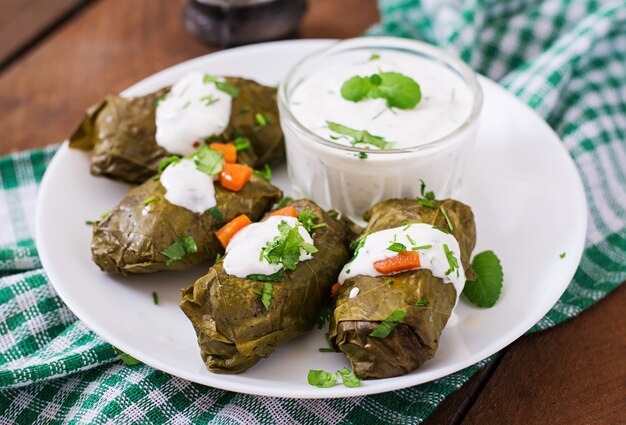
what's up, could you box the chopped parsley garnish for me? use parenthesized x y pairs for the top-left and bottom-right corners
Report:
(338, 368), (361, 388)
(297, 207), (326, 233)
(202, 74), (240, 98)
(234, 137), (251, 151)
(254, 164), (272, 181)
(157, 155), (181, 173)
(341, 71), (421, 109)
(369, 309), (406, 338)
(559, 252), (566, 259)
(358, 152), (368, 159)
(443, 244), (460, 277)
(416, 197), (437, 208)
(412, 244), (433, 251)
(415, 299), (429, 307)
(440, 206), (454, 231)
(100, 211), (110, 219)
(255, 112), (269, 127)
(208, 207), (223, 225)
(160, 236), (198, 266)
(387, 242), (407, 253)
(152, 291), (159, 305)
(386, 278), (393, 285)
(193, 145), (224, 176)
(307, 368), (361, 388)
(275, 196), (293, 210)
(369, 53), (380, 61)
(318, 348), (335, 353)
(254, 283), (274, 310)
(315, 307), (331, 329)
(113, 347), (141, 366)
(463, 250), (503, 308)
(141, 196), (156, 206)
(327, 121), (393, 150)
(85, 220), (95, 225)
(261, 220), (318, 270)
(247, 269), (284, 282)
(346, 269), (351, 274)
(419, 179), (435, 200)
(200, 94), (219, 106)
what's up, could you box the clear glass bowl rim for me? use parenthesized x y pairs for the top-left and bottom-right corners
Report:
(278, 37), (484, 155)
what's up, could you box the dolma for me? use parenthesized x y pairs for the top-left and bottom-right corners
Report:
(91, 174), (282, 274)
(179, 200), (353, 373)
(69, 77), (284, 184)
(328, 199), (476, 379)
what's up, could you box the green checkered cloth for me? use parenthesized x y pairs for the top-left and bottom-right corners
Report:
(1, 0), (625, 423)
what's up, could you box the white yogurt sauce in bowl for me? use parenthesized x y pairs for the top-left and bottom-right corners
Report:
(278, 37), (483, 221)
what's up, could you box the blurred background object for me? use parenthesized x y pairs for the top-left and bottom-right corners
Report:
(183, 0), (307, 47)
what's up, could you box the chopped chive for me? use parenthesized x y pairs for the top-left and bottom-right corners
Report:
(406, 234), (416, 246)
(318, 348), (335, 353)
(142, 196), (156, 206)
(440, 206), (454, 231)
(415, 299), (429, 307)
(85, 220), (95, 225)
(433, 226), (449, 234)
(255, 112), (269, 127)
(412, 244), (433, 251)
(152, 291), (159, 305)
(100, 211), (110, 219)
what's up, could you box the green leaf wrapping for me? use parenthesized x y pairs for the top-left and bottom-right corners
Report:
(91, 174), (282, 274)
(69, 77), (284, 184)
(328, 198), (477, 379)
(179, 200), (354, 374)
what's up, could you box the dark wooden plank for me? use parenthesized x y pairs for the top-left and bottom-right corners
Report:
(0, 0), (92, 67)
(0, 0), (379, 156)
(463, 283), (626, 425)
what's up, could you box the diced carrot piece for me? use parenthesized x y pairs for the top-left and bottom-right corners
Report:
(215, 214), (252, 248)
(219, 163), (252, 191)
(331, 283), (341, 297)
(269, 206), (298, 218)
(373, 251), (421, 274)
(209, 143), (237, 163)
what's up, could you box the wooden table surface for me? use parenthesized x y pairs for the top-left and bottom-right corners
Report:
(1, 0), (624, 423)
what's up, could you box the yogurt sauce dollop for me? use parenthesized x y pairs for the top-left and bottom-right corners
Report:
(156, 71), (232, 156)
(290, 51), (472, 149)
(338, 223), (465, 303)
(159, 158), (216, 213)
(223, 216), (315, 278)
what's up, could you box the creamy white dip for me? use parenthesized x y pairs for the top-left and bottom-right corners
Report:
(290, 51), (472, 149)
(223, 216), (315, 278)
(338, 223), (465, 302)
(156, 71), (232, 156)
(159, 158), (216, 213)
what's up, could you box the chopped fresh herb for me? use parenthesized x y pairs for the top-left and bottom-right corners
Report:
(338, 368), (362, 388)
(416, 197), (437, 208)
(142, 196), (156, 206)
(307, 370), (337, 388)
(113, 347), (141, 366)
(403, 223), (413, 231)
(412, 244), (433, 251)
(261, 221), (317, 270)
(386, 278), (393, 285)
(254, 164), (272, 181)
(160, 236), (198, 266)
(433, 226), (449, 234)
(297, 207), (326, 233)
(440, 206), (454, 231)
(157, 155), (182, 173)
(463, 250), (503, 308)
(254, 283), (274, 309)
(255, 112), (269, 127)
(369, 53), (380, 61)
(358, 152), (368, 159)
(275, 196), (293, 210)
(155, 95), (167, 106)
(560, 252), (566, 259)
(234, 137), (251, 151)
(214, 252), (222, 262)
(208, 207), (223, 225)
(152, 291), (159, 305)
(100, 211), (110, 219)
(315, 307), (331, 329)
(387, 242), (407, 253)
(318, 348), (335, 353)
(415, 299), (429, 307)
(202, 74), (240, 98)
(443, 244), (460, 277)
(406, 234), (416, 245)
(239, 106), (250, 114)
(194, 145), (224, 176)
(340, 71), (421, 109)
(85, 220), (95, 225)
(200, 94), (219, 106)
(327, 121), (393, 150)
(419, 179), (435, 200)
(247, 269), (284, 282)
(370, 309), (407, 338)
(348, 233), (369, 263)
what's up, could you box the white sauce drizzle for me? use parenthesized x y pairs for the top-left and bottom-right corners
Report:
(155, 71), (232, 155)
(338, 223), (465, 302)
(290, 52), (472, 149)
(223, 216), (315, 278)
(159, 159), (216, 213)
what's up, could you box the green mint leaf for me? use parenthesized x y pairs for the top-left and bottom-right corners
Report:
(234, 137), (251, 151)
(246, 269), (284, 282)
(463, 250), (504, 308)
(340, 75), (371, 102)
(194, 145), (224, 176)
(327, 121), (393, 150)
(340, 71), (421, 109)
(307, 370), (337, 388)
(160, 236), (197, 266)
(387, 242), (407, 253)
(370, 309), (406, 338)
(113, 347), (142, 366)
(338, 368), (362, 388)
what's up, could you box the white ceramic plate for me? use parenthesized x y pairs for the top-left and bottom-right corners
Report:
(36, 40), (587, 398)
